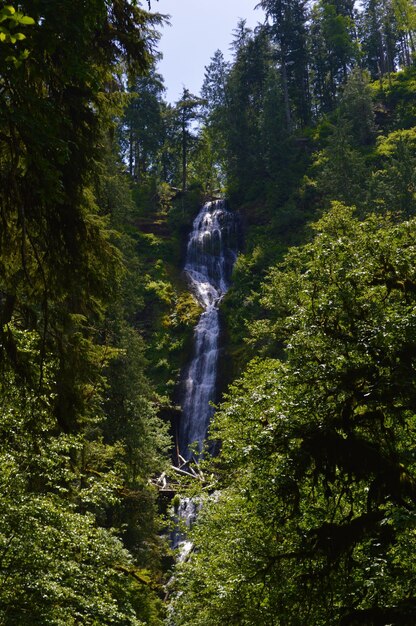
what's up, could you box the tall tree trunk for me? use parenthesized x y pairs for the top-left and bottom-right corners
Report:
(129, 127), (134, 177)
(182, 111), (187, 192)
(281, 49), (292, 132)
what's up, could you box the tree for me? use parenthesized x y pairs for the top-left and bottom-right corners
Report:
(198, 50), (231, 193)
(339, 68), (376, 146)
(120, 68), (165, 182)
(309, 0), (359, 112)
(392, 0), (416, 65)
(175, 88), (203, 192)
(230, 18), (253, 56)
(201, 50), (230, 116)
(314, 116), (367, 207)
(0, 1), (164, 429)
(0, 329), (165, 625)
(369, 127), (416, 217)
(258, 0), (311, 128)
(171, 203), (416, 625)
(359, 0), (400, 81)
(223, 26), (273, 202)
(0, 1), (169, 621)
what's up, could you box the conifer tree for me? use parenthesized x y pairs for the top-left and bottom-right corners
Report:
(169, 88), (204, 192)
(359, 0), (401, 80)
(309, 0), (359, 112)
(258, 0), (311, 128)
(121, 68), (165, 182)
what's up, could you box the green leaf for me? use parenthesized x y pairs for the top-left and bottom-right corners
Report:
(17, 15), (35, 25)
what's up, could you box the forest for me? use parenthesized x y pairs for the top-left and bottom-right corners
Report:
(0, 0), (416, 624)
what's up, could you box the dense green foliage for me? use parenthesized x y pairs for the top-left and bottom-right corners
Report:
(167, 3), (416, 626)
(1, 0), (416, 623)
(0, 1), (174, 623)
(172, 203), (416, 625)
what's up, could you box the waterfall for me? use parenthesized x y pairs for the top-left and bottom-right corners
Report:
(177, 199), (238, 462)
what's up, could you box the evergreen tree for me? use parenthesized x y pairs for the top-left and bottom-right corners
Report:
(175, 88), (204, 192)
(258, 0), (311, 128)
(392, 0), (416, 65)
(359, 0), (400, 81)
(0, 2), (169, 621)
(120, 68), (165, 182)
(201, 50), (230, 116)
(224, 26), (273, 201)
(340, 68), (376, 146)
(370, 127), (416, 217)
(199, 50), (231, 192)
(230, 18), (253, 56)
(309, 0), (359, 112)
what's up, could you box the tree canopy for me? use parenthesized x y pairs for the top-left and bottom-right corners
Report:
(1, 0), (416, 624)
(171, 203), (416, 625)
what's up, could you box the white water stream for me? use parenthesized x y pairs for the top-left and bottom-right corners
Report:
(170, 200), (238, 557)
(177, 199), (238, 462)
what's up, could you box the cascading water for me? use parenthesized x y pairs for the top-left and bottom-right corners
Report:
(177, 199), (238, 463)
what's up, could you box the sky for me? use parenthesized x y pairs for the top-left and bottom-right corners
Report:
(154, 0), (265, 103)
